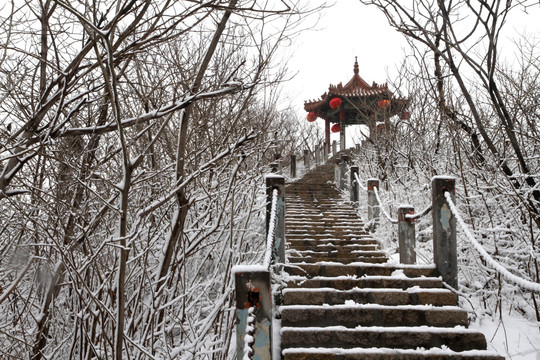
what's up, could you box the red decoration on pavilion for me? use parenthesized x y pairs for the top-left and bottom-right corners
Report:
(329, 97), (342, 109)
(307, 111), (318, 122)
(378, 99), (391, 109)
(303, 57), (409, 152)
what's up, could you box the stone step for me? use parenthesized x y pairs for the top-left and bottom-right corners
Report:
(280, 326), (488, 352)
(285, 275), (444, 290)
(282, 287), (457, 306)
(284, 263), (438, 278)
(280, 304), (468, 328)
(289, 244), (380, 252)
(287, 256), (388, 264)
(282, 348), (505, 360)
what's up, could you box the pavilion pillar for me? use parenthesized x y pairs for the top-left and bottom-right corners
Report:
(325, 119), (330, 153)
(339, 109), (345, 151)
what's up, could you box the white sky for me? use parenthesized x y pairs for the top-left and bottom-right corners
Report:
(281, 1), (540, 145)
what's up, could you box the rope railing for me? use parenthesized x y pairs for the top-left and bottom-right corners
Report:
(263, 188), (279, 269)
(354, 172), (368, 192)
(405, 204), (432, 220)
(444, 192), (540, 294)
(373, 186), (398, 224)
(232, 175), (284, 360)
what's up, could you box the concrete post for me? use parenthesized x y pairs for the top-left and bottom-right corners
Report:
(340, 126), (346, 151)
(367, 178), (380, 232)
(332, 140), (337, 155)
(323, 142), (328, 161)
(398, 206), (416, 264)
(432, 176), (457, 289)
(290, 155), (296, 178)
(265, 174), (285, 264)
(339, 153), (349, 190)
(334, 158), (341, 186)
(350, 166), (359, 204)
(234, 269), (272, 360)
(315, 146), (320, 166)
(303, 149), (310, 169)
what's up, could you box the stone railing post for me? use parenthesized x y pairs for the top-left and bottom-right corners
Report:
(398, 206), (416, 264)
(339, 153), (349, 190)
(315, 146), (320, 166)
(334, 158), (341, 186)
(432, 176), (457, 289)
(234, 268), (272, 360)
(367, 178), (380, 232)
(303, 149), (310, 170)
(290, 155), (296, 178)
(350, 166), (359, 204)
(323, 142), (328, 161)
(332, 140), (337, 155)
(265, 174), (285, 264)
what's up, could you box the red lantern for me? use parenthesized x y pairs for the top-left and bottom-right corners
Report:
(401, 111), (410, 120)
(331, 123), (340, 133)
(329, 97), (342, 109)
(377, 99), (391, 109)
(306, 111), (318, 122)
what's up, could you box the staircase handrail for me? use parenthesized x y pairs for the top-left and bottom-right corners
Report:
(373, 186), (398, 224)
(445, 192), (540, 294)
(263, 188), (279, 269)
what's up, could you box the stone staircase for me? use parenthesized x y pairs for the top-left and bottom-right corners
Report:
(279, 160), (504, 359)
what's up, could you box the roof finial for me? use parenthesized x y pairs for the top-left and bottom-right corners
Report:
(353, 56), (359, 74)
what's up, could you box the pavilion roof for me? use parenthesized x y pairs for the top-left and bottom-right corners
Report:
(304, 57), (392, 113)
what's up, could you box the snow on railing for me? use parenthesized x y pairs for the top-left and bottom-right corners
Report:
(405, 204), (432, 220)
(444, 192), (540, 294)
(263, 188), (279, 269)
(373, 186), (398, 224)
(242, 306), (257, 360)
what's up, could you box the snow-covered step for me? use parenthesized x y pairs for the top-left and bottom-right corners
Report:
(282, 347), (505, 360)
(282, 287), (457, 306)
(287, 254), (388, 264)
(289, 244), (380, 252)
(285, 275), (444, 290)
(284, 263), (438, 278)
(280, 303), (468, 328)
(280, 326), (488, 352)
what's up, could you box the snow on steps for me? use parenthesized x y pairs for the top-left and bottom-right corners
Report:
(280, 161), (504, 359)
(283, 347), (504, 360)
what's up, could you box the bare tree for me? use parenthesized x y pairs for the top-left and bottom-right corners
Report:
(0, 0), (325, 358)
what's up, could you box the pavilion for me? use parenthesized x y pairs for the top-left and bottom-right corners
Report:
(304, 57), (408, 151)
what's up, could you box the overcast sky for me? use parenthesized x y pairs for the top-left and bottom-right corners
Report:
(281, 1), (540, 144)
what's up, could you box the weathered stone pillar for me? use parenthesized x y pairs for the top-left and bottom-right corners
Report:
(332, 140), (337, 155)
(432, 176), (457, 289)
(334, 158), (341, 186)
(315, 146), (320, 166)
(367, 178), (380, 232)
(339, 153), (349, 190)
(234, 269), (272, 360)
(290, 155), (296, 178)
(303, 149), (310, 169)
(350, 166), (359, 204)
(398, 206), (416, 264)
(323, 142), (328, 161)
